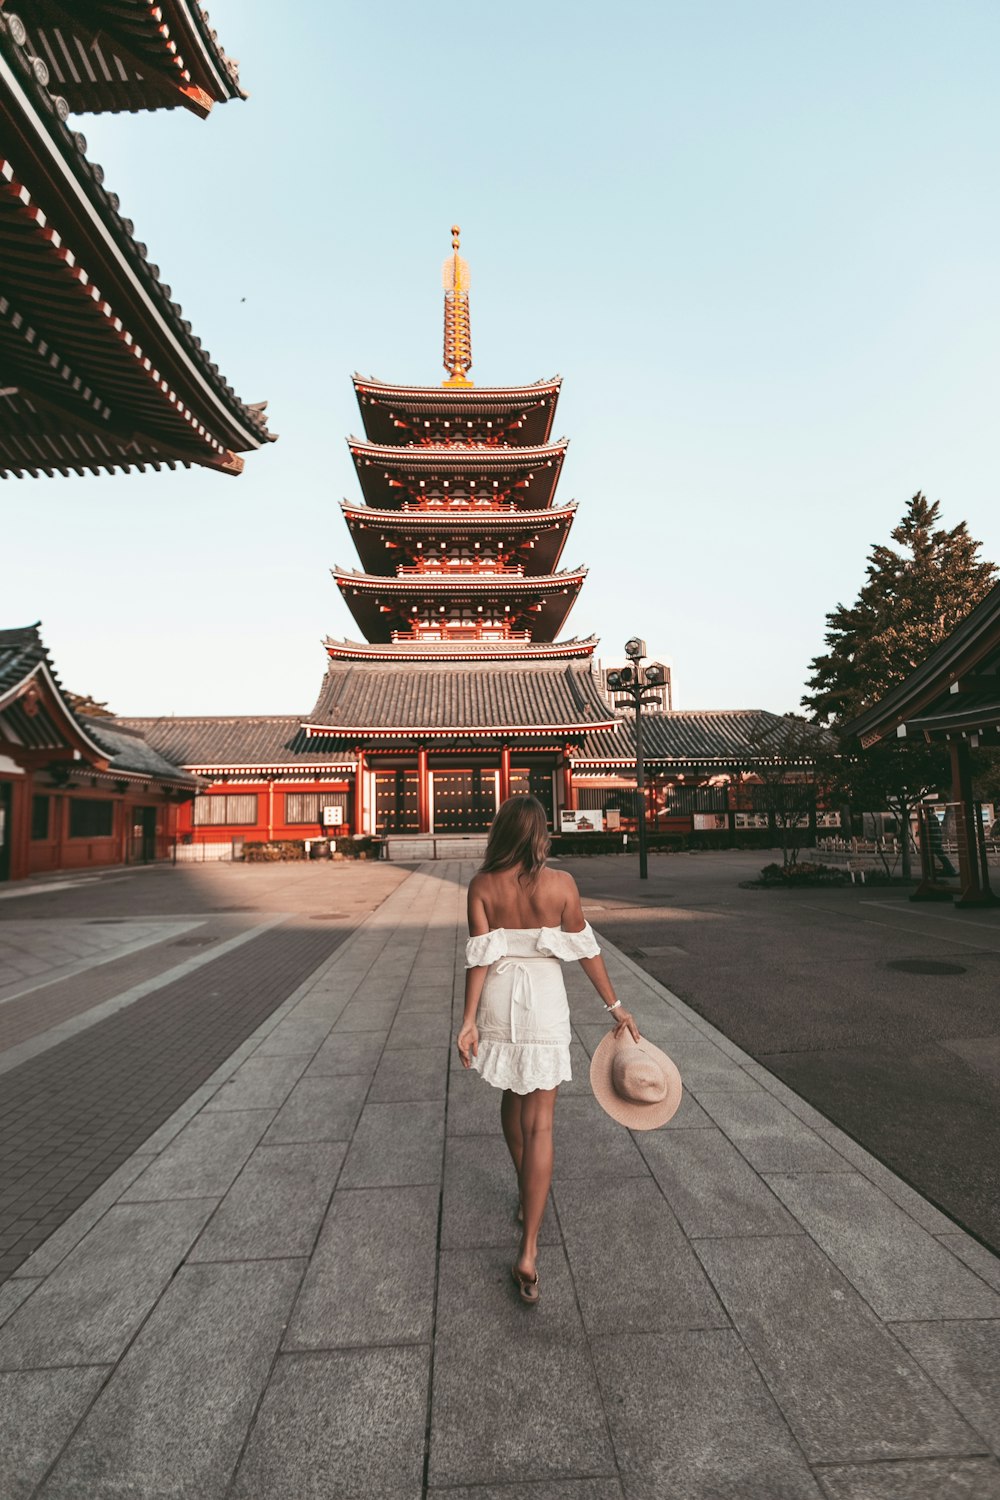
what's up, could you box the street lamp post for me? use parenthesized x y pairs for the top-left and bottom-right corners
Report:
(605, 638), (666, 882)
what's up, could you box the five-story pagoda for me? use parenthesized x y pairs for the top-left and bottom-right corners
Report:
(301, 229), (615, 836)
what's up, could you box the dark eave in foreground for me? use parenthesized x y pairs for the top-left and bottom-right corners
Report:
(12, 1), (245, 117)
(0, 12), (273, 477)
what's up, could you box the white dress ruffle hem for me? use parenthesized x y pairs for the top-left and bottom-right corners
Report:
(465, 923), (600, 1095)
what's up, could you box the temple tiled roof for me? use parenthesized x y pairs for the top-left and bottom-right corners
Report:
(115, 716), (356, 770)
(576, 710), (831, 768)
(0, 624), (47, 698)
(12, 1), (245, 117)
(80, 718), (197, 786)
(352, 375), (561, 447)
(302, 659), (616, 739)
(0, 10), (273, 478)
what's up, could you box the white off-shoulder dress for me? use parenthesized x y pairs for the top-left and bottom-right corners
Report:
(464, 923), (601, 1094)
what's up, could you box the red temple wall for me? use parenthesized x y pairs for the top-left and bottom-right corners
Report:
(176, 778), (352, 846)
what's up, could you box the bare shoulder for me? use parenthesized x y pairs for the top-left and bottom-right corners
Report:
(546, 867), (578, 897)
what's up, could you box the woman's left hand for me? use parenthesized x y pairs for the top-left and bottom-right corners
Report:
(456, 1021), (479, 1068)
(612, 1008), (641, 1043)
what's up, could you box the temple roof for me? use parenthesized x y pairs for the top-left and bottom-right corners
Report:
(347, 438), (567, 510)
(352, 375), (561, 447)
(0, 623), (193, 783)
(11, 1), (245, 117)
(114, 716), (357, 773)
(332, 565), (586, 643)
(845, 581), (1000, 747)
(575, 710), (831, 770)
(0, 11), (273, 478)
(323, 635), (600, 663)
(302, 658), (616, 740)
(341, 501), (576, 575)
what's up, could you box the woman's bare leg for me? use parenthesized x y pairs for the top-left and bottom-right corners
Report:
(500, 1088), (523, 1176)
(516, 1086), (558, 1279)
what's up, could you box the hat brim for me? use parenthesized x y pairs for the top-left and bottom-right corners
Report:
(590, 1031), (683, 1130)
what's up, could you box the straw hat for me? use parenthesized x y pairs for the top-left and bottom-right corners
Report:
(590, 1030), (683, 1130)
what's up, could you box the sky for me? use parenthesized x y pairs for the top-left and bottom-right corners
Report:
(7, 0), (1000, 717)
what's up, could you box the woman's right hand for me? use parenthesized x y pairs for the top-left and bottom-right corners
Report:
(611, 1008), (641, 1043)
(456, 1021), (479, 1068)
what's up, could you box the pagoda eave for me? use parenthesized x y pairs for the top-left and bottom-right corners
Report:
(300, 722), (615, 742)
(342, 501), (577, 574)
(352, 374), (562, 446)
(347, 438), (567, 510)
(323, 636), (600, 663)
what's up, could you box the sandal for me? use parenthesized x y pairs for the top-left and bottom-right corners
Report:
(512, 1262), (539, 1305)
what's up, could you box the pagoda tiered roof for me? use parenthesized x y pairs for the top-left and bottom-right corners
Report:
(0, 9), (273, 478)
(347, 438), (567, 510)
(352, 375), (561, 447)
(332, 565), (586, 644)
(323, 635), (600, 663)
(11, 1), (245, 117)
(341, 501), (577, 576)
(302, 657), (616, 743)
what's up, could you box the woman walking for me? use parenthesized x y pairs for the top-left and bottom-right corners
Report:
(456, 796), (639, 1304)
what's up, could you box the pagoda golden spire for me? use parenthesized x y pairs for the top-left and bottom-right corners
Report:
(442, 224), (473, 387)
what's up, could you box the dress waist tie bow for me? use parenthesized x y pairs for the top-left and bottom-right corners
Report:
(494, 956), (550, 1044)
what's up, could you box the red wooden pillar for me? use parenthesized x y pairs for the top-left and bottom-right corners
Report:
(950, 737), (997, 906)
(499, 743), (511, 803)
(417, 745), (430, 833)
(354, 748), (366, 835)
(562, 744), (575, 812)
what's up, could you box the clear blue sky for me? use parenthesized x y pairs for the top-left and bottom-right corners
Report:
(9, 0), (999, 716)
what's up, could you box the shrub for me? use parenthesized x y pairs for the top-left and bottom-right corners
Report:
(755, 860), (849, 888)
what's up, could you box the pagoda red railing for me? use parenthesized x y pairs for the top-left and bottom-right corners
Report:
(391, 623), (532, 644)
(401, 499), (519, 514)
(396, 559), (525, 577)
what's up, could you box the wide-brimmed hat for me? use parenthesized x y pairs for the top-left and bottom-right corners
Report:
(590, 1030), (683, 1130)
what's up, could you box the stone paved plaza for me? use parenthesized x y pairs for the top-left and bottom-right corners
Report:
(1, 860), (1000, 1497)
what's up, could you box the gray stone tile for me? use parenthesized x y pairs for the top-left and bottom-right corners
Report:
(202, 1053), (310, 1111)
(230, 1346), (428, 1500)
(816, 1458), (1000, 1498)
(339, 1100), (445, 1188)
(551, 1040), (594, 1096)
(135, 1085), (217, 1155)
(263, 1074), (370, 1143)
(638, 1127), (799, 1238)
(667, 1038), (760, 1093)
(697, 1090), (854, 1172)
(306, 1029), (387, 1076)
(11, 1153), (154, 1280)
(447, 1073), (504, 1134)
(0, 1367), (107, 1500)
(0, 1199), (215, 1368)
(696, 1236), (980, 1463)
(334, 998), (401, 1032)
(807, 1127), (959, 1235)
(385, 1011), (454, 1049)
(428, 1247), (615, 1488)
(428, 1484), (625, 1500)
(937, 1234), (1000, 1295)
(285, 1185), (438, 1349)
(189, 1142), (344, 1262)
(593, 1329), (824, 1499)
(765, 1174), (1000, 1321)
(892, 1320), (1000, 1453)
(40, 1260), (302, 1500)
(441, 1136), (559, 1249)
(123, 1109), (273, 1201)
(552, 1097), (649, 1180)
(253, 1016), (334, 1057)
(370, 1045), (448, 1101)
(0, 1279), (39, 1329)
(554, 1177), (727, 1336)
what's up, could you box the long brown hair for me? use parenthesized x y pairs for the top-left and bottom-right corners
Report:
(480, 795), (550, 882)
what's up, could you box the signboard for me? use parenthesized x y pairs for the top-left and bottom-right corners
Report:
(322, 805), (344, 827)
(604, 808), (621, 830)
(561, 809), (604, 833)
(693, 813), (728, 831)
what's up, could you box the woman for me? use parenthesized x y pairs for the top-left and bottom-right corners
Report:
(456, 796), (639, 1304)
